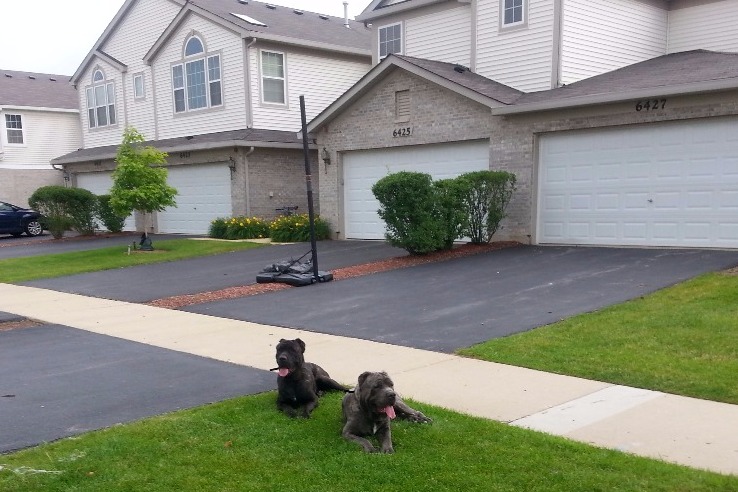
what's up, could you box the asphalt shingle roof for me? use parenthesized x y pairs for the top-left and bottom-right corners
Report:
(515, 50), (738, 107)
(189, 0), (371, 52)
(0, 70), (77, 109)
(395, 55), (523, 105)
(51, 128), (305, 164)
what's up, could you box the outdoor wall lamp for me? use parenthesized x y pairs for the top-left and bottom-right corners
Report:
(321, 147), (331, 166)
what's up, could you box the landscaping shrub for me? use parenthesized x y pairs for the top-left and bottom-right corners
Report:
(456, 170), (516, 244)
(96, 194), (128, 233)
(28, 186), (79, 238)
(434, 178), (468, 250)
(269, 213), (330, 243)
(371, 171), (446, 255)
(226, 216), (270, 240)
(208, 217), (229, 239)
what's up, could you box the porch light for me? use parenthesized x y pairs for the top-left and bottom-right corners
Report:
(321, 147), (331, 165)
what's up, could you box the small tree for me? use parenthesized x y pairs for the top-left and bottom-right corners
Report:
(109, 127), (177, 248)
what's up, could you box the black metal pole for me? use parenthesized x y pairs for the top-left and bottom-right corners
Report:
(299, 95), (319, 281)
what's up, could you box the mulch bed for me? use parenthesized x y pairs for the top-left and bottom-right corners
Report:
(146, 241), (522, 309)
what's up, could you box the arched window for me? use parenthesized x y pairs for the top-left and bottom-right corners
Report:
(86, 68), (117, 129)
(172, 34), (222, 113)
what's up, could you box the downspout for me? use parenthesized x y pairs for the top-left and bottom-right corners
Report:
(244, 146), (255, 216)
(551, 0), (564, 88)
(244, 37), (257, 128)
(470, 0), (478, 72)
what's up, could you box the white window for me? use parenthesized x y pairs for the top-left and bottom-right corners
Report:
(133, 73), (145, 99)
(260, 50), (286, 105)
(379, 23), (402, 58)
(85, 69), (117, 129)
(172, 34), (223, 113)
(4, 114), (24, 144)
(501, 0), (525, 27)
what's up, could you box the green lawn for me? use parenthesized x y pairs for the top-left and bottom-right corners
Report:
(0, 239), (265, 283)
(1, 392), (736, 492)
(459, 271), (738, 404)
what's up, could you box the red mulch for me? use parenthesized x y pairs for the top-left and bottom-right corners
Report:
(146, 241), (521, 309)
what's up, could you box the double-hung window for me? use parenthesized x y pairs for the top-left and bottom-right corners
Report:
(501, 0), (525, 27)
(379, 23), (402, 58)
(4, 114), (24, 144)
(260, 50), (286, 105)
(86, 69), (117, 129)
(172, 35), (223, 113)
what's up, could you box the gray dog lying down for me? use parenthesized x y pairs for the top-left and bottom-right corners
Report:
(342, 371), (431, 453)
(273, 338), (350, 418)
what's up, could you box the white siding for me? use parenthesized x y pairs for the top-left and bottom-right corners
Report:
(250, 46), (369, 131)
(78, 58), (126, 149)
(476, 0), (556, 92)
(668, 2), (738, 54)
(560, 0), (667, 85)
(152, 14), (249, 140)
(104, 0), (180, 139)
(0, 110), (81, 170)
(80, 0), (179, 147)
(405, 6), (472, 66)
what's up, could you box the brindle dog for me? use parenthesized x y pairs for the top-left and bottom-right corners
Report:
(342, 371), (431, 453)
(273, 338), (349, 418)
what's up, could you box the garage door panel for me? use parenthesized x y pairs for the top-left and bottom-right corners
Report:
(538, 118), (738, 248)
(157, 164), (231, 235)
(344, 140), (489, 240)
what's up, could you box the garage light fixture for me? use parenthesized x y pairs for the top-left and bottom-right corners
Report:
(321, 147), (331, 166)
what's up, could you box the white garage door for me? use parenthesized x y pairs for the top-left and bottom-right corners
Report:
(157, 163), (232, 234)
(538, 118), (738, 248)
(343, 140), (490, 239)
(76, 172), (135, 231)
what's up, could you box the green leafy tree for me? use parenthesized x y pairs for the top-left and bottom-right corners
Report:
(109, 127), (177, 246)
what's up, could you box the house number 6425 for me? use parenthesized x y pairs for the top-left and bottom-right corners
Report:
(392, 127), (413, 137)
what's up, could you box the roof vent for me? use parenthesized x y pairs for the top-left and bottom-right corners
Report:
(293, 9), (303, 15)
(4, 74), (11, 78)
(318, 14), (329, 20)
(185, 135), (194, 140)
(237, 0), (248, 3)
(453, 64), (469, 73)
(49, 77), (57, 82)
(265, 3), (276, 9)
(28, 75), (36, 80)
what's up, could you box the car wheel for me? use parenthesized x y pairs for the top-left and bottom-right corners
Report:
(25, 220), (43, 237)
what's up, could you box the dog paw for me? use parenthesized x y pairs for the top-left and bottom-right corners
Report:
(410, 412), (432, 424)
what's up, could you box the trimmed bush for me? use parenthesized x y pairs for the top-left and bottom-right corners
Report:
(456, 170), (516, 244)
(28, 186), (73, 239)
(208, 217), (229, 239)
(434, 178), (468, 250)
(96, 194), (128, 233)
(269, 213), (330, 243)
(371, 171), (446, 255)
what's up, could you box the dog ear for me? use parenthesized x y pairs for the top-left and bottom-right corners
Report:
(278, 338), (286, 343)
(357, 371), (371, 386)
(296, 338), (306, 353)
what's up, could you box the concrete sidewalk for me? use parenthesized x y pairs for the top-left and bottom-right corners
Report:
(1, 283), (736, 476)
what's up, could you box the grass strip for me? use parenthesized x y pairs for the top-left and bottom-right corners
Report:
(459, 272), (738, 404)
(1, 392), (736, 492)
(0, 239), (265, 283)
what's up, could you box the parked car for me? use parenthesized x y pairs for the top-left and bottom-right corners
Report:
(0, 201), (44, 237)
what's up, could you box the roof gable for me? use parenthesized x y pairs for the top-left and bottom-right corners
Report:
(308, 54), (522, 132)
(356, 0), (450, 22)
(0, 70), (78, 110)
(146, 0), (371, 63)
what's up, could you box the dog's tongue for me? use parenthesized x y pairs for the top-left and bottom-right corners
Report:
(382, 406), (396, 419)
(278, 368), (289, 377)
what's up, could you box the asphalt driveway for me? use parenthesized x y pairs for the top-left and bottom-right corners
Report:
(22, 240), (405, 302)
(184, 245), (738, 352)
(0, 323), (274, 453)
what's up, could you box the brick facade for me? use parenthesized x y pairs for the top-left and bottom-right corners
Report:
(317, 67), (738, 244)
(0, 169), (64, 208)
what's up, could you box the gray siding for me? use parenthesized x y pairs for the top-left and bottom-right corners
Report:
(668, 1), (738, 53)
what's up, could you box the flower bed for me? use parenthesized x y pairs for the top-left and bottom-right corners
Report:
(209, 214), (330, 242)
